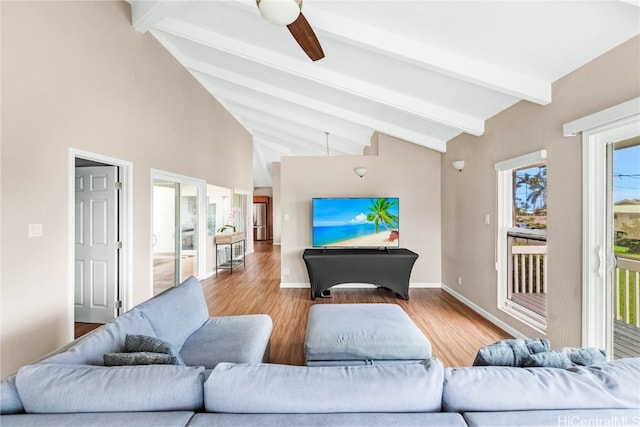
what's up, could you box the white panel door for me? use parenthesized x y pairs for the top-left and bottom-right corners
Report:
(75, 166), (118, 323)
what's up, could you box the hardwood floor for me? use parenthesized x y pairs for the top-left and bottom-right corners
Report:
(74, 322), (102, 339)
(200, 241), (511, 367)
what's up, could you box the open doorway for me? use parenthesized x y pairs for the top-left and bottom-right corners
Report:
(151, 170), (205, 295)
(70, 150), (132, 339)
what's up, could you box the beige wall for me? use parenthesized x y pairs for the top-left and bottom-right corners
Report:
(280, 133), (442, 286)
(442, 35), (640, 345)
(0, 1), (253, 375)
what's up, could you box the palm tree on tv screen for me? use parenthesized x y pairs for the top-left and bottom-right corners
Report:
(366, 198), (399, 235)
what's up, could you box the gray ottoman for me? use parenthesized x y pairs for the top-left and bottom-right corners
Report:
(304, 303), (432, 366)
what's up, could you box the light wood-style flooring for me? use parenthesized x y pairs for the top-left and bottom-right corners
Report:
(74, 322), (102, 339)
(200, 241), (511, 367)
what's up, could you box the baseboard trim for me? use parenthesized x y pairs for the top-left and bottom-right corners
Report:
(410, 283), (442, 288)
(279, 282), (310, 288)
(441, 285), (526, 339)
(201, 271), (214, 280)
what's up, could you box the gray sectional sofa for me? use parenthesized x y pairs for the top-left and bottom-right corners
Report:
(1, 277), (639, 426)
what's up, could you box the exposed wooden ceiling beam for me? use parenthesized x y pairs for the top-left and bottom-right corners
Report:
(153, 19), (485, 137)
(181, 53), (449, 152)
(308, 8), (551, 105)
(225, 0), (551, 105)
(191, 72), (373, 146)
(131, 1), (190, 33)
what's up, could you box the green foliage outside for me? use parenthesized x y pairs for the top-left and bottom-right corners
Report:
(514, 166), (547, 217)
(616, 245), (640, 261)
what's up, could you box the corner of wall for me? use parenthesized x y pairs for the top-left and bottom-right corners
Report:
(364, 133), (380, 156)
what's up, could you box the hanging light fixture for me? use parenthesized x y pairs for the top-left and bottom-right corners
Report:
(354, 167), (368, 178)
(256, 0), (301, 26)
(452, 160), (465, 172)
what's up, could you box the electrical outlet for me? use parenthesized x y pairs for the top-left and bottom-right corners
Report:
(457, 276), (462, 286)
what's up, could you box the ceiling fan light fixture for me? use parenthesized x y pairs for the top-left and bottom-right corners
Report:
(257, 0), (301, 26)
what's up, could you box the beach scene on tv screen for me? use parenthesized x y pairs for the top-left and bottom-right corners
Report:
(312, 198), (399, 247)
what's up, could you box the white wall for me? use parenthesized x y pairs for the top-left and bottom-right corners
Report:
(0, 1), (253, 375)
(272, 163), (282, 245)
(441, 35), (640, 346)
(279, 133), (442, 286)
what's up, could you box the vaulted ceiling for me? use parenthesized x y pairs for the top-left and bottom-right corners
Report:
(130, 0), (640, 187)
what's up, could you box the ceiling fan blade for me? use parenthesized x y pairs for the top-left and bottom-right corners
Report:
(287, 13), (324, 61)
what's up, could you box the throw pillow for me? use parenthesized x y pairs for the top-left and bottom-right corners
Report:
(104, 352), (173, 366)
(524, 351), (573, 369)
(563, 347), (607, 366)
(472, 338), (550, 367)
(517, 347), (606, 368)
(124, 334), (185, 365)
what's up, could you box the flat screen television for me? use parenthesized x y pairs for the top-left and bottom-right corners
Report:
(312, 197), (399, 248)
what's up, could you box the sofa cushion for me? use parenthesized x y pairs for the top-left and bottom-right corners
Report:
(103, 352), (173, 366)
(15, 364), (204, 413)
(442, 358), (640, 413)
(190, 412), (467, 427)
(125, 334), (185, 365)
(0, 375), (23, 415)
(204, 359), (444, 413)
(41, 307), (155, 366)
(137, 276), (209, 350)
(180, 315), (273, 368)
(0, 412), (195, 427)
(463, 409), (640, 427)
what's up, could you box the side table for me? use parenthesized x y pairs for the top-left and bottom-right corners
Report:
(214, 232), (246, 275)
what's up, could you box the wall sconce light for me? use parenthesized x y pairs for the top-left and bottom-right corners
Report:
(452, 160), (465, 172)
(354, 167), (368, 178)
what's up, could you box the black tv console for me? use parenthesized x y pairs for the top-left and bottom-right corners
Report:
(302, 248), (419, 300)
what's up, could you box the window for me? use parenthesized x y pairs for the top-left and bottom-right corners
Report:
(496, 150), (548, 332)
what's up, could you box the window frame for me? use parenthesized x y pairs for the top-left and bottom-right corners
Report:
(495, 149), (548, 332)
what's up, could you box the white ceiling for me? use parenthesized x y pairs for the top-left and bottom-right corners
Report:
(130, 0), (640, 187)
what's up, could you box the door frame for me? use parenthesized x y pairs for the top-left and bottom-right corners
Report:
(150, 169), (207, 291)
(68, 148), (133, 340)
(234, 188), (253, 255)
(580, 113), (639, 355)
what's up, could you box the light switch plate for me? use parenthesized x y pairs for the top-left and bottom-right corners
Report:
(28, 224), (43, 237)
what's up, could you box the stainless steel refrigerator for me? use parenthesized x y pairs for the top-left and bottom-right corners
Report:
(253, 203), (267, 241)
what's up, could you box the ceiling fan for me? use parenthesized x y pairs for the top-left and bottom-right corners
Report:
(256, 0), (325, 61)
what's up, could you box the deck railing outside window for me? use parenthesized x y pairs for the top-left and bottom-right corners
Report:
(615, 258), (640, 328)
(507, 236), (547, 325)
(511, 245), (547, 295)
(614, 257), (640, 358)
